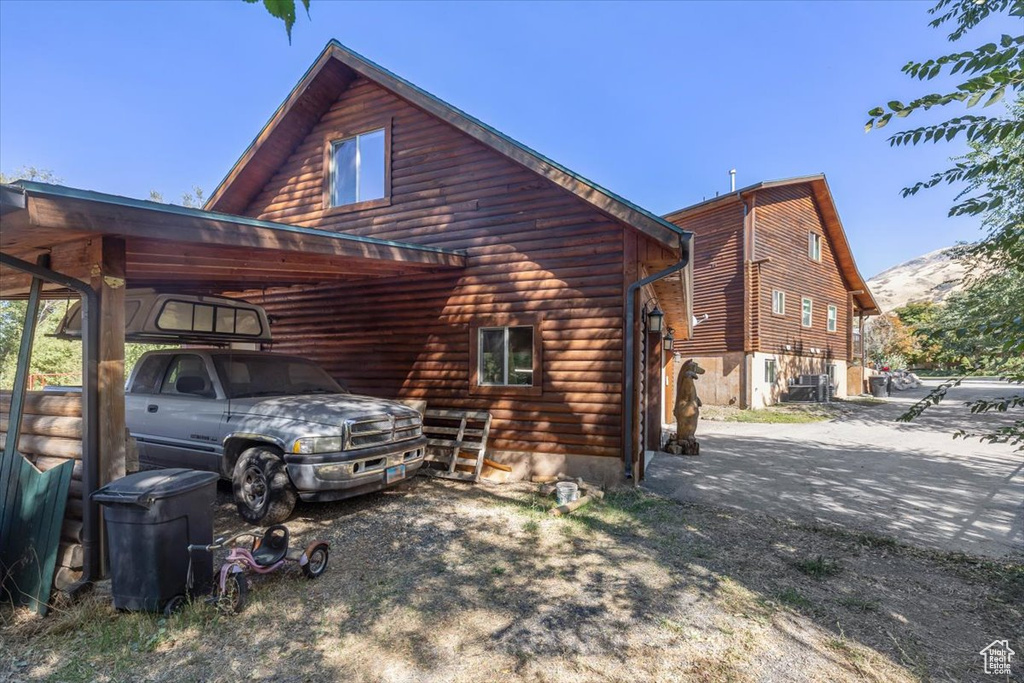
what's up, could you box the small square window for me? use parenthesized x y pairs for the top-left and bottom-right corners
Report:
(827, 305), (838, 333)
(330, 128), (386, 208)
(764, 358), (777, 384)
(802, 298), (813, 328)
(772, 290), (785, 315)
(478, 326), (534, 386)
(808, 233), (822, 261)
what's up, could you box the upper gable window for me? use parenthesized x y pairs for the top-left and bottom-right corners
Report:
(808, 232), (822, 262)
(329, 128), (386, 208)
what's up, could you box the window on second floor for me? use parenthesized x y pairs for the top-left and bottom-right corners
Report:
(329, 127), (386, 208)
(827, 305), (838, 333)
(808, 232), (822, 262)
(772, 290), (785, 315)
(802, 297), (813, 327)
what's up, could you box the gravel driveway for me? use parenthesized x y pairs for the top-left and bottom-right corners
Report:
(645, 380), (1024, 558)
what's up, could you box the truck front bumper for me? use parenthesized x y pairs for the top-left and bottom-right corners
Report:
(284, 436), (427, 502)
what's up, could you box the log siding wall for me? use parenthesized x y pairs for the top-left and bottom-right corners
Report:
(237, 77), (647, 459)
(664, 203), (745, 356)
(753, 185), (850, 361)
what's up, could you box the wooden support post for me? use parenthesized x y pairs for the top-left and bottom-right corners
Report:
(89, 237), (126, 486)
(644, 329), (662, 455)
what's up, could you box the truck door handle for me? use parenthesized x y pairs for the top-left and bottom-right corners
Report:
(147, 404), (158, 413)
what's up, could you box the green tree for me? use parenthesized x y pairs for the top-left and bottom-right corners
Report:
(892, 301), (943, 367)
(0, 167), (61, 184)
(866, 0), (1024, 448)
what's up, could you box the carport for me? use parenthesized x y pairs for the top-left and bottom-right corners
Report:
(0, 180), (465, 611)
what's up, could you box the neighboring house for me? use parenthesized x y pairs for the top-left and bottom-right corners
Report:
(204, 40), (694, 481)
(663, 176), (878, 409)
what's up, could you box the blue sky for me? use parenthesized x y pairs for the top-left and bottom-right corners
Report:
(0, 1), (1016, 277)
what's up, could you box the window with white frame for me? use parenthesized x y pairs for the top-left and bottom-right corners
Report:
(764, 358), (777, 384)
(478, 326), (534, 386)
(329, 128), (386, 207)
(802, 297), (813, 327)
(772, 289), (785, 315)
(827, 305), (838, 333)
(808, 232), (822, 261)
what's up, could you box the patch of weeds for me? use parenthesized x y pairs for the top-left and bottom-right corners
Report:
(838, 397), (887, 406)
(660, 616), (688, 634)
(792, 555), (842, 579)
(853, 532), (900, 550)
(775, 587), (813, 610)
(836, 595), (880, 612)
(522, 520), (539, 534)
(490, 565), (506, 576)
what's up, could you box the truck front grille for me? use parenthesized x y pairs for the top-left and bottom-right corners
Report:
(347, 414), (422, 449)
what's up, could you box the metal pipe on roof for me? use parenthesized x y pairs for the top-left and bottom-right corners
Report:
(623, 232), (693, 480)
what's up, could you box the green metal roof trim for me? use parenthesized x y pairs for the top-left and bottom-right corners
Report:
(208, 40), (689, 245)
(6, 181), (466, 257)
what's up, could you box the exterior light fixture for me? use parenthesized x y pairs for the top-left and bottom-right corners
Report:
(647, 306), (664, 334)
(663, 327), (675, 351)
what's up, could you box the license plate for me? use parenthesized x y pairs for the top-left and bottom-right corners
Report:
(385, 464), (406, 484)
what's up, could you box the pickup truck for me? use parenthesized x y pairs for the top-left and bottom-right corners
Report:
(125, 349), (426, 524)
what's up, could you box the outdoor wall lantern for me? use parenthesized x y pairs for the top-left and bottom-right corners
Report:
(663, 327), (675, 350)
(647, 306), (664, 334)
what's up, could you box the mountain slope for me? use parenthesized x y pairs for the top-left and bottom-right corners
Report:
(866, 247), (968, 313)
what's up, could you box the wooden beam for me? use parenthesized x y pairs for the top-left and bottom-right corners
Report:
(89, 237), (126, 486)
(25, 194), (465, 269)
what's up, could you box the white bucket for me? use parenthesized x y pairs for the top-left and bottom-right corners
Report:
(555, 482), (579, 505)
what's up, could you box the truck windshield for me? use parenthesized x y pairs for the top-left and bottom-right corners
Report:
(213, 355), (346, 399)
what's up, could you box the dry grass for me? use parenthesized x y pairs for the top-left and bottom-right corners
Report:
(1, 479), (1020, 682)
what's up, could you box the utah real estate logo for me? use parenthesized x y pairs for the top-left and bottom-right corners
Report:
(980, 640), (1015, 676)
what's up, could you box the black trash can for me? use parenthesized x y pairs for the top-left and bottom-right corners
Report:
(92, 469), (219, 611)
(869, 376), (888, 398)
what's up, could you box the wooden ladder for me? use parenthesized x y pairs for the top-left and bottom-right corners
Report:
(420, 409), (492, 483)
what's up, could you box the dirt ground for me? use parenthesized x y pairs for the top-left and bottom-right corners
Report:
(2, 478), (1021, 683)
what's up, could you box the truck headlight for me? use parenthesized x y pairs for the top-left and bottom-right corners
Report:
(292, 436), (344, 454)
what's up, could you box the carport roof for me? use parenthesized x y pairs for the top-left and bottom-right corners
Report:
(0, 181), (466, 295)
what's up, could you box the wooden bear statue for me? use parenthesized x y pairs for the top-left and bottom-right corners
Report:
(670, 358), (704, 455)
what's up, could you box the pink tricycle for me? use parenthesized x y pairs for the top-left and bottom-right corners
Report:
(166, 525), (329, 615)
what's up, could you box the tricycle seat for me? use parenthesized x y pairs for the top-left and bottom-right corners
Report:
(252, 525), (289, 566)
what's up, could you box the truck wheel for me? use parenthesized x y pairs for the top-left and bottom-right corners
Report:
(232, 446), (296, 525)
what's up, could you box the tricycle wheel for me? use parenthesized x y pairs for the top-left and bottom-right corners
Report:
(302, 542), (329, 579)
(217, 572), (248, 614)
(163, 594), (187, 617)
(232, 446), (296, 525)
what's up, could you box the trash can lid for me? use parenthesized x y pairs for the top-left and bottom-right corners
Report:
(91, 469), (219, 507)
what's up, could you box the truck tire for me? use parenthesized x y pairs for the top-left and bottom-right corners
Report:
(232, 446), (297, 525)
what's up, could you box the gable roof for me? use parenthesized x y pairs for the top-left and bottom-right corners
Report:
(664, 174), (879, 314)
(206, 40), (688, 250)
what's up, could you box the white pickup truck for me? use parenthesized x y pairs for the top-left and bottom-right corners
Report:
(125, 350), (426, 524)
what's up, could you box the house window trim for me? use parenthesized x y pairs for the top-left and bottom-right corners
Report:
(764, 357), (778, 385)
(808, 232), (822, 262)
(469, 315), (543, 397)
(827, 304), (838, 333)
(321, 118), (393, 215)
(802, 297), (813, 328)
(772, 289), (786, 316)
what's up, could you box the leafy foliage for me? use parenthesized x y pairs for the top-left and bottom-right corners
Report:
(0, 167), (61, 184)
(863, 313), (918, 367)
(867, 0), (1024, 449)
(243, 0), (311, 43)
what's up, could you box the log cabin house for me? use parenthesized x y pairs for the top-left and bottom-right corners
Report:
(1, 40), (695, 603)
(203, 40), (694, 482)
(663, 176), (879, 410)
